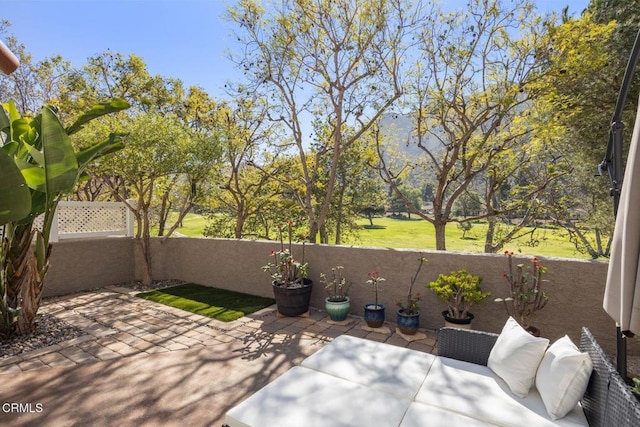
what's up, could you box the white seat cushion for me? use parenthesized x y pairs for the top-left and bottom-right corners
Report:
(487, 317), (549, 397)
(301, 334), (436, 399)
(536, 335), (593, 420)
(400, 401), (497, 426)
(415, 356), (589, 426)
(224, 366), (412, 427)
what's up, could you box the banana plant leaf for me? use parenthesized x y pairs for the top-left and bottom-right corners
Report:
(0, 149), (30, 225)
(66, 98), (129, 135)
(39, 106), (79, 194)
(76, 132), (127, 173)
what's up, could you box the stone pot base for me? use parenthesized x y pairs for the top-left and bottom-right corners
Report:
(276, 310), (310, 318)
(395, 328), (427, 342)
(361, 325), (392, 334)
(327, 318), (354, 326)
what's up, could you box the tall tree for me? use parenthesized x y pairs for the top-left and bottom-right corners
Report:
(93, 111), (219, 285)
(228, 0), (419, 242)
(204, 96), (291, 239)
(311, 125), (386, 243)
(536, 12), (620, 257)
(378, 0), (553, 250)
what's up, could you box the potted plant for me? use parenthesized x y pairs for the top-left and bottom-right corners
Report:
(262, 221), (312, 316)
(396, 257), (427, 335)
(364, 270), (386, 328)
(631, 377), (640, 402)
(494, 251), (549, 336)
(427, 269), (490, 328)
(321, 266), (352, 322)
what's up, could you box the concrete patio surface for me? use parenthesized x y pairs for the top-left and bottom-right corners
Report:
(0, 286), (437, 427)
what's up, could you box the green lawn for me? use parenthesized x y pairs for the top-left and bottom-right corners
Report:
(169, 214), (209, 237)
(343, 217), (590, 259)
(162, 213), (591, 259)
(137, 283), (275, 322)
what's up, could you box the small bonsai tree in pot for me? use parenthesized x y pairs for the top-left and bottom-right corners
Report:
(396, 257), (427, 335)
(494, 251), (549, 336)
(321, 266), (352, 322)
(427, 269), (490, 328)
(364, 270), (385, 328)
(262, 221), (312, 317)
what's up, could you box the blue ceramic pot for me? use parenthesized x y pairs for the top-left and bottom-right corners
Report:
(397, 309), (420, 335)
(364, 303), (385, 328)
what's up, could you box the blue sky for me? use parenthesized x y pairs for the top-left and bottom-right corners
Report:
(3, 0), (590, 100)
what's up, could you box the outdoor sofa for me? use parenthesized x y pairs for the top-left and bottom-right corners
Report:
(223, 324), (640, 426)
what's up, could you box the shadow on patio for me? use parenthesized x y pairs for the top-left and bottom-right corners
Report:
(0, 287), (436, 426)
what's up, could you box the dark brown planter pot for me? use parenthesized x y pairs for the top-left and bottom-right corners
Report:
(272, 278), (313, 317)
(442, 310), (474, 329)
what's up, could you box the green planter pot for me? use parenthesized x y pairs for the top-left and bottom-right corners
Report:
(325, 296), (350, 321)
(272, 279), (313, 316)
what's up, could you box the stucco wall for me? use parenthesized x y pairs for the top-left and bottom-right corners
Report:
(43, 237), (135, 297)
(43, 236), (639, 357)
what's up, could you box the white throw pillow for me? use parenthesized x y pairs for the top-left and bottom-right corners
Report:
(536, 335), (593, 420)
(487, 317), (549, 398)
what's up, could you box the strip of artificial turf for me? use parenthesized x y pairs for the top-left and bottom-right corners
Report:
(137, 283), (275, 322)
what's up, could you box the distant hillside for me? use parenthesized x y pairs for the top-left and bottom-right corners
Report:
(380, 112), (442, 155)
(378, 113), (440, 187)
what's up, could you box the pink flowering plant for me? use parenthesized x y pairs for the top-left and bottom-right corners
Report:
(262, 221), (309, 288)
(495, 251), (549, 328)
(321, 266), (351, 302)
(366, 270), (386, 308)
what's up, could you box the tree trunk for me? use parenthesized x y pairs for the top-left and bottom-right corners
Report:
(234, 212), (247, 239)
(16, 240), (49, 335)
(137, 202), (153, 286)
(136, 238), (153, 287)
(157, 193), (171, 237)
(335, 186), (345, 245)
(434, 221), (447, 251)
(1, 224), (33, 337)
(485, 218), (496, 253)
(320, 224), (329, 244)
(309, 220), (319, 244)
(4, 224), (49, 336)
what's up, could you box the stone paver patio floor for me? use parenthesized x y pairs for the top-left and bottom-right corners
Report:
(0, 286), (437, 426)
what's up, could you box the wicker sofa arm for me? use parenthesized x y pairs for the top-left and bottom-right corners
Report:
(580, 327), (640, 427)
(437, 327), (499, 366)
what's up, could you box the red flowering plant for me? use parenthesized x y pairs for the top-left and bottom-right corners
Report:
(262, 221), (309, 288)
(494, 251), (549, 328)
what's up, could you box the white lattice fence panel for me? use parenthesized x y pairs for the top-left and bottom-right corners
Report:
(59, 202), (128, 233)
(32, 201), (133, 241)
